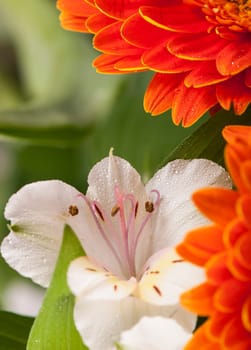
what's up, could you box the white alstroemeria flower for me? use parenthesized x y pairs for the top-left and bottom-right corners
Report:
(1, 152), (231, 349)
(118, 316), (191, 350)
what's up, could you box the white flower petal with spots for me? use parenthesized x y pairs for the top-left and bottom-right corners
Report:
(0, 152), (232, 349)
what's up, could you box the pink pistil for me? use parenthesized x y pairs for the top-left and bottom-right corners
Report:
(79, 188), (161, 279)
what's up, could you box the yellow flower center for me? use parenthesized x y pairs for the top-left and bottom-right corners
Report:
(201, 0), (251, 32)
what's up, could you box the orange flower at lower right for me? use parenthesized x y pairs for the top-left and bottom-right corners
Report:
(176, 125), (251, 350)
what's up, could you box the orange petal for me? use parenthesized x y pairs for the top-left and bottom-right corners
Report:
(140, 5), (210, 33)
(114, 56), (146, 71)
(185, 323), (220, 350)
(167, 33), (226, 61)
(216, 74), (251, 115)
(216, 40), (251, 76)
(176, 226), (224, 266)
(237, 195), (251, 228)
(206, 253), (231, 285)
(86, 13), (115, 33)
(245, 68), (251, 88)
(241, 161), (251, 192)
(242, 295), (251, 333)
(184, 61), (229, 88)
(144, 72), (185, 115)
(206, 311), (232, 341)
(172, 84), (217, 127)
(143, 44), (197, 73)
(214, 279), (249, 313)
(122, 13), (169, 49)
(221, 314), (251, 350)
(192, 188), (238, 226)
(95, 0), (158, 20)
(93, 54), (130, 73)
(181, 283), (216, 315)
(223, 125), (251, 145)
(223, 218), (247, 249)
(94, 22), (142, 55)
(224, 146), (250, 192)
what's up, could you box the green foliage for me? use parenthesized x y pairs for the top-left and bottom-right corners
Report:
(0, 311), (34, 350)
(27, 226), (87, 350)
(165, 108), (251, 167)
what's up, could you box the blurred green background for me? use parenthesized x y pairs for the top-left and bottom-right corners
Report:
(0, 0), (202, 314)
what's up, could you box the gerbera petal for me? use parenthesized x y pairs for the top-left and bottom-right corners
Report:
(143, 45), (197, 73)
(86, 12), (115, 33)
(94, 22), (142, 55)
(57, 0), (97, 32)
(1, 180), (82, 287)
(181, 283), (216, 315)
(140, 6), (210, 33)
(172, 84), (218, 126)
(146, 159), (231, 252)
(72, 297), (193, 350)
(118, 317), (192, 350)
(214, 278), (249, 313)
(95, 0), (157, 20)
(216, 40), (251, 76)
(167, 33), (226, 61)
(242, 295), (251, 333)
(144, 73), (186, 115)
(122, 13), (169, 49)
(216, 74), (251, 115)
(176, 226), (224, 266)
(245, 68), (251, 88)
(68, 256), (136, 300)
(192, 188), (238, 226)
(184, 61), (229, 88)
(93, 54), (131, 73)
(185, 324), (219, 350)
(137, 248), (204, 306)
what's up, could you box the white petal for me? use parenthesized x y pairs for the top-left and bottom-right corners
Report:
(86, 151), (146, 212)
(146, 159), (231, 252)
(119, 317), (191, 350)
(73, 296), (194, 350)
(1, 180), (82, 287)
(137, 248), (204, 306)
(68, 256), (137, 300)
(86, 152), (153, 274)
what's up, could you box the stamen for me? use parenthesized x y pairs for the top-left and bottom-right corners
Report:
(68, 205), (79, 216)
(134, 201), (139, 218)
(77, 194), (125, 274)
(145, 201), (154, 213)
(153, 285), (162, 296)
(94, 203), (104, 221)
(111, 205), (120, 216)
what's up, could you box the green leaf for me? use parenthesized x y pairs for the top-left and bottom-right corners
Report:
(86, 73), (202, 179)
(27, 225), (87, 350)
(0, 310), (34, 350)
(165, 107), (251, 166)
(0, 107), (93, 147)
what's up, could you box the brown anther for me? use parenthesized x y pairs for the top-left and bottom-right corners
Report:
(114, 285), (118, 291)
(145, 201), (154, 213)
(134, 201), (139, 217)
(94, 204), (104, 221)
(111, 205), (120, 217)
(153, 285), (162, 296)
(85, 267), (97, 272)
(68, 205), (79, 216)
(172, 259), (184, 263)
(150, 270), (160, 274)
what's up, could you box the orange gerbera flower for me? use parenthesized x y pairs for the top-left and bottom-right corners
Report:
(176, 124), (251, 350)
(57, 0), (251, 126)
